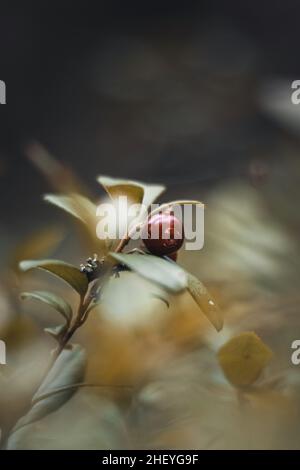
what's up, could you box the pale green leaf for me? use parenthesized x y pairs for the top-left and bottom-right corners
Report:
(19, 259), (88, 297)
(110, 253), (187, 293)
(44, 193), (97, 225)
(20, 291), (72, 324)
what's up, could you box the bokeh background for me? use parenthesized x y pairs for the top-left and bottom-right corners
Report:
(1, 0), (300, 449)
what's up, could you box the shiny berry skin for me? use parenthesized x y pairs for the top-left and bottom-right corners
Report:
(141, 213), (184, 256)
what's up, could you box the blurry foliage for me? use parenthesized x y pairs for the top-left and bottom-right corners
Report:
(1, 172), (232, 450)
(1, 150), (300, 449)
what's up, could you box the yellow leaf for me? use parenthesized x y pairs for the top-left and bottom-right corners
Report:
(217, 332), (273, 387)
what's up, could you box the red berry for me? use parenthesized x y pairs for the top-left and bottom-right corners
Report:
(142, 212), (184, 256)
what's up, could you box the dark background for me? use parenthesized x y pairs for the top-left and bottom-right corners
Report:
(0, 0), (299, 232)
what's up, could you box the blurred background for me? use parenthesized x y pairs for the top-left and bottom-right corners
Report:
(1, 0), (300, 450)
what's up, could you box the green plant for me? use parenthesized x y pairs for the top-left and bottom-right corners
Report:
(6, 175), (225, 448)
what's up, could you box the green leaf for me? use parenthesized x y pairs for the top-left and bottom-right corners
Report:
(186, 272), (223, 332)
(44, 325), (67, 342)
(44, 193), (97, 225)
(20, 291), (72, 324)
(218, 332), (273, 387)
(19, 259), (88, 297)
(97, 175), (165, 208)
(7, 344), (87, 449)
(110, 253), (187, 293)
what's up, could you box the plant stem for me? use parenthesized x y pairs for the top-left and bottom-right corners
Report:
(48, 289), (92, 370)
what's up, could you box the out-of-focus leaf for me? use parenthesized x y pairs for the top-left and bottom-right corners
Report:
(186, 273), (223, 331)
(26, 142), (88, 194)
(44, 324), (67, 341)
(7, 344), (86, 449)
(217, 332), (273, 387)
(20, 291), (72, 324)
(110, 253), (187, 293)
(97, 175), (165, 208)
(19, 259), (88, 297)
(11, 227), (65, 270)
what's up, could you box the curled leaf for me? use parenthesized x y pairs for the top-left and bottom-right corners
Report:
(110, 252), (187, 293)
(218, 332), (273, 387)
(7, 344), (87, 448)
(20, 291), (72, 324)
(186, 273), (223, 331)
(19, 259), (88, 297)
